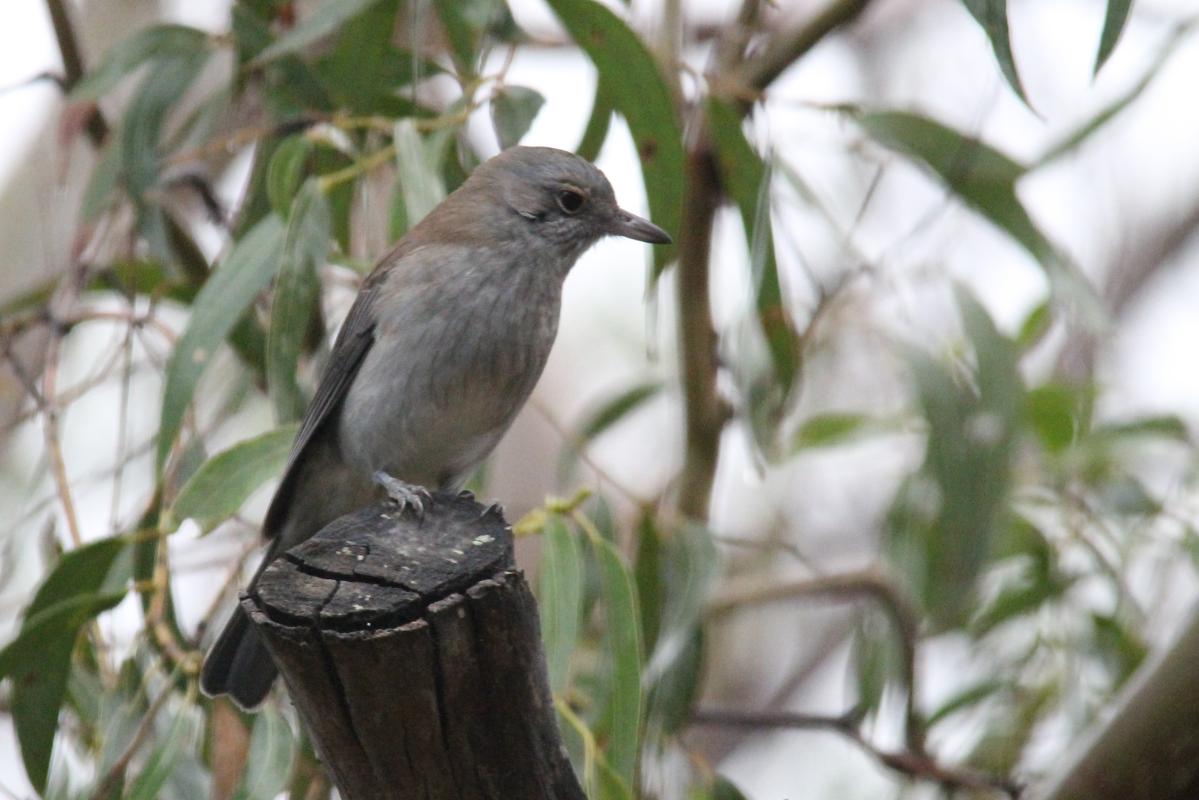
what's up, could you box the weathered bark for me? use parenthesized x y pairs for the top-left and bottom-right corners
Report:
(243, 492), (585, 800)
(1032, 605), (1199, 800)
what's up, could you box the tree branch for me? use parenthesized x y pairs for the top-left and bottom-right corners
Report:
(675, 147), (728, 521)
(45, 0), (108, 143)
(736, 0), (875, 93)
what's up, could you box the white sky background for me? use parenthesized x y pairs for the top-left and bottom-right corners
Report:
(2, 0), (1199, 798)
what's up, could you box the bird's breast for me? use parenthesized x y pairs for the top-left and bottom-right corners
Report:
(337, 263), (562, 487)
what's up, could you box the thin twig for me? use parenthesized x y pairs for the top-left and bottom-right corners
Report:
(90, 670), (181, 800)
(147, 528), (201, 674)
(40, 328), (82, 546)
(530, 396), (650, 506)
(690, 709), (1021, 797)
(706, 568), (925, 752)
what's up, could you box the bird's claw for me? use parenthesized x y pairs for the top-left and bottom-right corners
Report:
(372, 471), (432, 519)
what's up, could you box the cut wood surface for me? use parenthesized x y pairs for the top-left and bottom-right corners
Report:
(244, 492), (585, 800)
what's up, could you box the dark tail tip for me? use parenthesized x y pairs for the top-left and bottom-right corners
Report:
(200, 607), (278, 711)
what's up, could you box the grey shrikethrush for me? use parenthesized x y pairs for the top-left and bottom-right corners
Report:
(199, 145), (671, 709)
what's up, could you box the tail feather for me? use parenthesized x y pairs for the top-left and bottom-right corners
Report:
(200, 606), (278, 710)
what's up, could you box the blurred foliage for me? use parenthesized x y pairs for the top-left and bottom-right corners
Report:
(1, 0), (1193, 798)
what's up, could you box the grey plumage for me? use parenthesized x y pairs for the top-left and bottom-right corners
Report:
(200, 146), (670, 709)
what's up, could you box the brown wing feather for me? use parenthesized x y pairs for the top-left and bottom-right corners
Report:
(261, 275), (380, 539)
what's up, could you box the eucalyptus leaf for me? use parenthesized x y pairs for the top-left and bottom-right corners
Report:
(70, 25), (208, 102)
(793, 412), (875, 451)
(392, 119), (447, 233)
(589, 532), (642, 790)
(2, 536), (132, 794)
(267, 135), (314, 219)
(546, 0), (683, 275)
(80, 142), (123, 222)
(126, 703), (193, 800)
(708, 98), (797, 438)
(491, 86), (545, 149)
(251, 0), (383, 66)
(268, 180), (332, 422)
(888, 290), (1023, 627)
(121, 48), (211, 262)
(234, 706), (296, 800)
(171, 425), (299, 526)
(1094, 0), (1133, 75)
(577, 82), (614, 162)
(9, 593), (129, 795)
(853, 109), (1100, 322)
(1039, 23), (1191, 169)
(539, 518), (585, 695)
(159, 215), (286, 471)
(958, 0), (1030, 106)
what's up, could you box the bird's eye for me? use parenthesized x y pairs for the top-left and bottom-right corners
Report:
(556, 189), (585, 214)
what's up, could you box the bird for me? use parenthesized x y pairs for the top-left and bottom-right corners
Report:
(199, 145), (672, 709)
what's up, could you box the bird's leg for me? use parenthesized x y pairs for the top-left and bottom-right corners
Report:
(372, 471), (432, 517)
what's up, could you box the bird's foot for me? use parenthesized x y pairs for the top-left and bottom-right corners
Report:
(372, 471), (432, 518)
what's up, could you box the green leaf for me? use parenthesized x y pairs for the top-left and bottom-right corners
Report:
(577, 82), (614, 162)
(1026, 383), (1081, 453)
(431, 0), (514, 78)
(81, 142), (123, 222)
(958, 0), (1030, 106)
(546, 0), (683, 275)
(1016, 298), (1051, 350)
(708, 98), (798, 439)
(159, 215), (286, 471)
(709, 775), (751, 800)
(233, 706), (296, 800)
(539, 518), (585, 695)
(579, 381), (662, 443)
(121, 47), (211, 262)
(126, 703), (192, 800)
(491, 85), (546, 149)
(233, 6), (334, 113)
(641, 521), (716, 737)
(267, 135), (314, 219)
(853, 611), (896, 716)
(392, 119), (447, 233)
(589, 531), (642, 790)
(793, 412), (875, 451)
(888, 290), (1023, 627)
(1091, 613), (1147, 685)
(1094, 415), (1190, 443)
(1098, 474), (1161, 517)
(927, 679), (1005, 728)
(971, 568), (1069, 636)
(1039, 23), (1191, 168)
(633, 513), (664, 655)
(313, 0), (439, 116)
(853, 109), (1100, 322)
(268, 180), (331, 422)
(251, 0), (383, 66)
(1, 537), (132, 794)
(70, 25), (209, 101)
(1094, 0), (1133, 75)
(170, 425), (299, 525)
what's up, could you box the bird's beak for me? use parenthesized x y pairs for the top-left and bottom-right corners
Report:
(610, 209), (672, 244)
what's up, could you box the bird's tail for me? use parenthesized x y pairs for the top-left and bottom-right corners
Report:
(199, 605), (278, 710)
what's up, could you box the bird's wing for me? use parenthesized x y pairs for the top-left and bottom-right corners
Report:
(261, 264), (386, 539)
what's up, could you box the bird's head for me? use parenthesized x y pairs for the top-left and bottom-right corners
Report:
(457, 146), (671, 263)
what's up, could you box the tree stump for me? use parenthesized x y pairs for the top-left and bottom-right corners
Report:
(242, 492), (585, 800)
